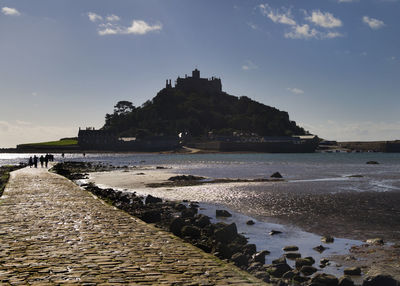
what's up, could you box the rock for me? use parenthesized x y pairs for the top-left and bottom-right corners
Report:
(174, 203), (186, 211)
(252, 250), (270, 264)
(246, 220), (255, 225)
(181, 225), (201, 239)
(273, 256), (287, 265)
(270, 172), (283, 178)
(366, 238), (384, 245)
(145, 194), (162, 204)
(311, 273), (339, 286)
(338, 276), (355, 286)
(247, 262), (263, 273)
(269, 230), (282, 235)
(214, 223), (237, 243)
(321, 235), (335, 243)
(242, 244), (257, 256)
(304, 256), (315, 264)
(300, 265), (317, 276)
(266, 263), (292, 278)
(140, 209), (161, 223)
(283, 245), (299, 252)
(194, 214), (211, 228)
(169, 217), (186, 236)
(216, 209), (232, 217)
(320, 258), (330, 266)
(281, 270), (296, 279)
(362, 275), (399, 286)
(231, 252), (249, 267)
(366, 161), (379, 165)
(344, 267), (361, 276)
(253, 271), (270, 283)
(314, 244), (328, 252)
(181, 207), (197, 218)
(285, 252), (301, 259)
(295, 257), (314, 269)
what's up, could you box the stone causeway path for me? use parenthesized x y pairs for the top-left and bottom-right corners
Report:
(0, 167), (266, 285)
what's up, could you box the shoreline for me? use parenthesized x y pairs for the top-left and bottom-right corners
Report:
(83, 166), (400, 282)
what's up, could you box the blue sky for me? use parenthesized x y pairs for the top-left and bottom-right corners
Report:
(0, 0), (399, 147)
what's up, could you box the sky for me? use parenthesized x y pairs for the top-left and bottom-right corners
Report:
(0, 0), (399, 147)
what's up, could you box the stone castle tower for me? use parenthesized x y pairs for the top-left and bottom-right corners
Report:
(166, 69), (222, 93)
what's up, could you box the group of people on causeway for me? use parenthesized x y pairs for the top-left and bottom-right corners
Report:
(28, 154), (54, 168)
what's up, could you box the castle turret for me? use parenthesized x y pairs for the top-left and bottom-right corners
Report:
(192, 69), (200, 79)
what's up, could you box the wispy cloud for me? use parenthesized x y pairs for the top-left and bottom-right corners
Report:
(259, 4), (343, 40)
(306, 11), (342, 28)
(87, 12), (102, 22)
(87, 13), (162, 36)
(338, 0), (359, 3)
(106, 14), (120, 22)
(1, 7), (21, 16)
(259, 4), (296, 26)
(247, 22), (258, 30)
(242, 60), (258, 71)
(287, 87), (304, 94)
(363, 16), (385, 30)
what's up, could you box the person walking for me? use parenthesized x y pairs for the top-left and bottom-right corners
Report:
(28, 157), (33, 168)
(39, 155), (44, 168)
(33, 155), (38, 168)
(44, 154), (49, 168)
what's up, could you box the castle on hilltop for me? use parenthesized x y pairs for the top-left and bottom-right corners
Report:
(165, 69), (222, 93)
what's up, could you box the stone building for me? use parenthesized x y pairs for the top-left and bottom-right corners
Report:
(166, 69), (222, 93)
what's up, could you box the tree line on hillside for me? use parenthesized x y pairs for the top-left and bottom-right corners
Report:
(102, 88), (307, 139)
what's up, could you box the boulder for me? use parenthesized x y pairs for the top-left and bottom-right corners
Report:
(270, 172), (283, 178)
(366, 161), (379, 165)
(366, 238), (384, 245)
(231, 252), (249, 267)
(314, 244), (328, 252)
(285, 252), (301, 259)
(216, 209), (232, 217)
(145, 194), (162, 204)
(269, 230), (282, 235)
(311, 273), (339, 286)
(214, 223), (238, 243)
(295, 257), (314, 269)
(194, 214), (211, 228)
(140, 209), (161, 223)
(247, 262), (263, 273)
(181, 208), (197, 218)
(169, 217), (186, 236)
(266, 263), (292, 278)
(252, 250), (270, 264)
(338, 276), (355, 286)
(362, 275), (399, 286)
(253, 271), (270, 283)
(242, 244), (257, 256)
(272, 256), (287, 265)
(321, 235), (335, 243)
(344, 267), (361, 276)
(283, 245), (299, 252)
(174, 203), (187, 211)
(300, 265), (317, 276)
(181, 225), (201, 239)
(246, 220), (255, 225)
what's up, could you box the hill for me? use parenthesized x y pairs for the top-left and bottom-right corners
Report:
(102, 69), (307, 139)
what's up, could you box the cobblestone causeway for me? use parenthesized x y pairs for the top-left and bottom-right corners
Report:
(0, 167), (266, 285)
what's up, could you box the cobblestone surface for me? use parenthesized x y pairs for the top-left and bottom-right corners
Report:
(0, 167), (266, 285)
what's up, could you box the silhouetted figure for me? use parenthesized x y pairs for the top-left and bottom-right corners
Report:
(33, 155), (38, 168)
(39, 155), (44, 168)
(44, 154), (49, 168)
(83, 152), (86, 157)
(61, 153), (65, 158)
(28, 157), (33, 168)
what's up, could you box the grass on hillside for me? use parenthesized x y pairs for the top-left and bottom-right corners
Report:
(19, 139), (78, 147)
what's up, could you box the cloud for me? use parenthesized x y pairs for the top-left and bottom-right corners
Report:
(106, 14), (120, 22)
(247, 22), (258, 30)
(1, 7), (21, 16)
(287, 87), (304, 94)
(242, 60), (258, 71)
(306, 10), (342, 28)
(338, 0), (359, 2)
(259, 4), (296, 26)
(126, 20), (162, 35)
(363, 16), (385, 30)
(87, 12), (103, 22)
(285, 24), (318, 39)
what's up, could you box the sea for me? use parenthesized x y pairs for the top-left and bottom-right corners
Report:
(2, 152), (400, 279)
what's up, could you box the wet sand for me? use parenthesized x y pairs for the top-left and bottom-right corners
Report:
(88, 168), (400, 280)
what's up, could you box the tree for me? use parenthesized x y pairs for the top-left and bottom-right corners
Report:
(113, 101), (134, 116)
